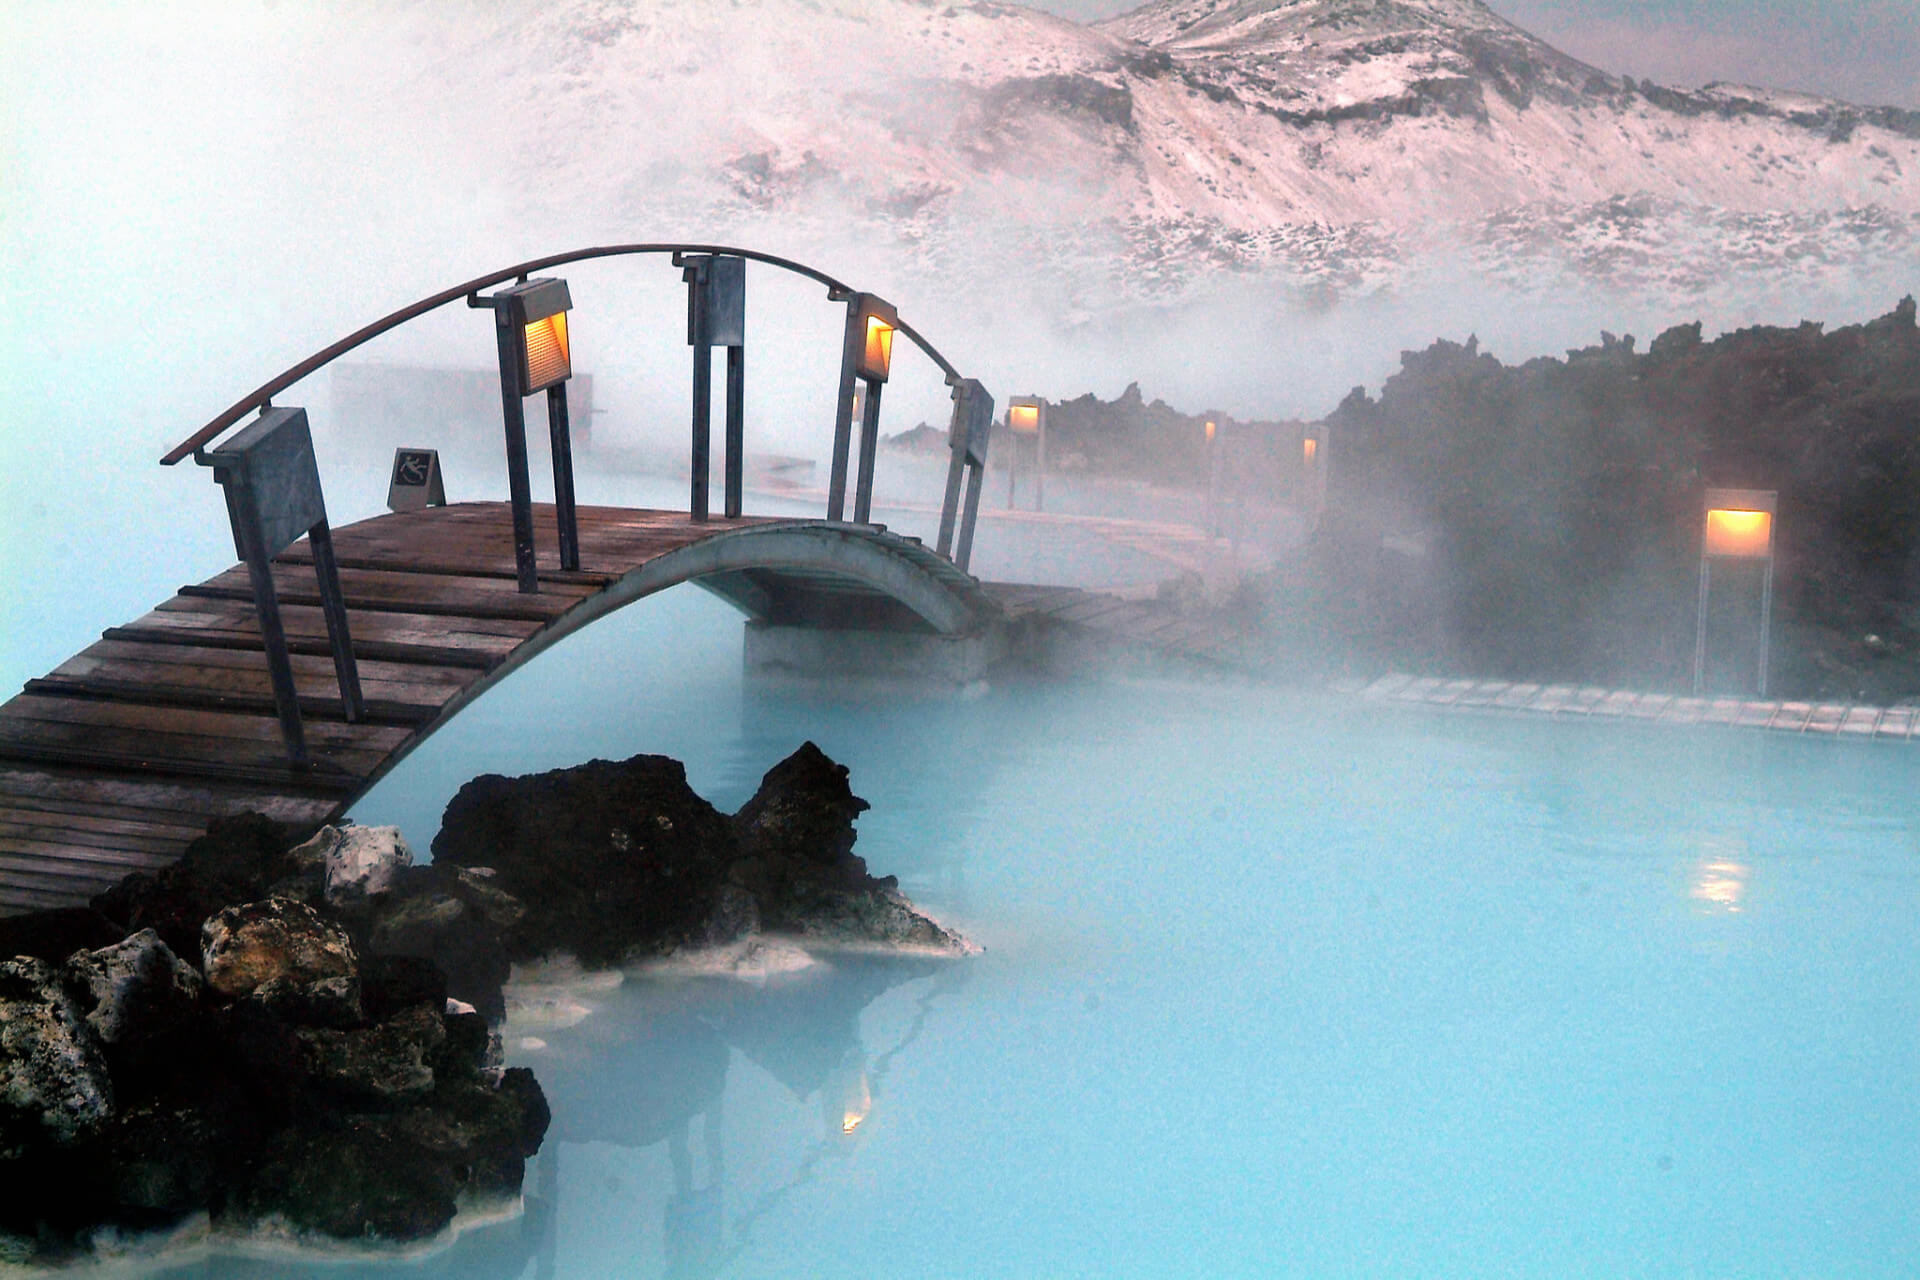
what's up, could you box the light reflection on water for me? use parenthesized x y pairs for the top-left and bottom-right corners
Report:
(138, 591), (1920, 1279)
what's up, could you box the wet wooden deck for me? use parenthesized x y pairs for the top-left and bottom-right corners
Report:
(1341, 673), (1918, 741)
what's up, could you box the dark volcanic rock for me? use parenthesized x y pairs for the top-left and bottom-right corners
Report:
(365, 865), (517, 1022)
(0, 906), (124, 962)
(432, 744), (970, 964)
(0, 957), (114, 1159)
(431, 754), (740, 967)
(92, 813), (312, 961)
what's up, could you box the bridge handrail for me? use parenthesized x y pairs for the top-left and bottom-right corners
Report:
(160, 242), (961, 465)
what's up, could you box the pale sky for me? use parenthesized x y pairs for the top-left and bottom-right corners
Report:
(1033, 0), (1920, 109)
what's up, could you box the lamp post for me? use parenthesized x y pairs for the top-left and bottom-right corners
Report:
(1302, 424), (1327, 530)
(828, 292), (896, 524)
(1693, 488), (1777, 696)
(676, 253), (747, 521)
(471, 277), (579, 592)
(1006, 396), (1045, 511)
(1204, 418), (1219, 536)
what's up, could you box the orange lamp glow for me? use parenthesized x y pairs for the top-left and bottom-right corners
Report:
(522, 311), (570, 393)
(1303, 437), (1319, 465)
(1703, 507), (1771, 559)
(1009, 403), (1040, 434)
(863, 315), (894, 380)
(1205, 420), (1216, 443)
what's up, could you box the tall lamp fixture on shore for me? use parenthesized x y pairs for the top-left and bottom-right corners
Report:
(470, 277), (579, 592)
(676, 253), (747, 521)
(829, 292), (897, 524)
(1007, 396), (1046, 511)
(1692, 488), (1777, 696)
(1204, 418), (1219, 536)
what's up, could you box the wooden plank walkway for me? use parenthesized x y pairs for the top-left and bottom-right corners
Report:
(1340, 673), (1919, 741)
(0, 503), (783, 914)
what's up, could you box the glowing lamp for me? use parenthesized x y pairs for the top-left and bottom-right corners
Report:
(498, 278), (573, 395)
(1205, 419), (1216, 443)
(1008, 398), (1043, 435)
(853, 295), (899, 382)
(1303, 436), (1319, 464)
(1702, 495), (1774, 560)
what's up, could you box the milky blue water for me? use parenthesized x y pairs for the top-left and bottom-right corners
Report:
(124, 571), (1920, 1280)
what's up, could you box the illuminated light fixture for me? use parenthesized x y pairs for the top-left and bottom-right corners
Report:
(1303, 436), (1319, 464)
(1006, 396), (1046, 511)
(1693, 487), (1777, 697)
(472, 276), (581, 590)
(830, 291), (900, 523)
(500, 278), (573, 395)
(1703, 506), (1772, 559)
(1205, 419), (1217, 443)
(862, 314), (895, 382)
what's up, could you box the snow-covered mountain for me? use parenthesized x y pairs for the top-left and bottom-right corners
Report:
(399, 0), (1919, 307)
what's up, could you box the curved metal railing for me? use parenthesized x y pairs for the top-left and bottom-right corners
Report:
(160, 243), (963, 465)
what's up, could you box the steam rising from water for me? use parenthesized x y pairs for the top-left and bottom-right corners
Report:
(2, 2), (1908, 691)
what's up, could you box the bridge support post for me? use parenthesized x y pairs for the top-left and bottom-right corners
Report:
(547, 386), (579, 570)
(493, 329), (542, 591)
(679, 254), (747, 525)
(852, 379), (885, 525)
(938, 379), (994, 573)
(198, 406), (364, 768)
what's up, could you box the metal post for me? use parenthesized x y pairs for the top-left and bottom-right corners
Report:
(957, 461), (985, 574)
(937, 414), (969, 558)
(725, 344), (745, 519)
(1692, 558), (1712, 696)
(1007, 429), (1018, 509)
(547, 385), (579, 570)
(230, 484), (308, 765)
(691, 342), (712, 522)
(827, 298), (862, 522)
(1758, 557), (1774, 697)
(493, 319), (540, 593)
(1207, 433), (1219, 536)
(853, 377), (884, 525)
(1035, 413), (1046, 512)
(308, 519), (364, 722)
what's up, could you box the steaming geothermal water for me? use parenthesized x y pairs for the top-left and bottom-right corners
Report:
(103, 550), (1918, 1280)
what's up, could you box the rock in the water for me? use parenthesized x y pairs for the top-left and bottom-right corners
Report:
(289, 824), (415, 910)
(431, 754), (739, 966)
(430, 743), (973, 963)
(299, 1005), (444, 1105)
(733, 740), (871, 873)
(202, 900), (361, 1026)
(0, 907), (125, 963)
(366, 866), (515, 1022)
(0, 957), (114, 1159)
(64, 929), (203, 1052)
(93, 814), (309, 961)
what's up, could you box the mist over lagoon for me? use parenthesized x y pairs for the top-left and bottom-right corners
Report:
(4, 1), (1920, 1274)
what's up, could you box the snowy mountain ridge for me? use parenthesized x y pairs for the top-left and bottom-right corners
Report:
(406, 0), (1918, 310)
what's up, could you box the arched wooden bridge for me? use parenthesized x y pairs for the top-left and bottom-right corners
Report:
(0, 243), (1242, 915)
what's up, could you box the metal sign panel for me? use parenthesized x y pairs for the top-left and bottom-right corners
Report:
(387, 447), (447, 511)
(210, 407), (327, 556)
(952, 379), (994, 466)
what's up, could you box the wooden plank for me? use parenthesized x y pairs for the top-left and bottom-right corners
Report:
(181, 564), (592, 622)
(0, 865), (127, 898)
(0, 764), (339, 826)
(0, 721), (374, 794)
(149, 597), (540, 642)
(0, 834), (180, 869)
(26, 676), (444, 729)
(0, 794), (208, 835)
(0, 815), (191, 855)
(61, 639), (475, 691)
(0, 694), (410, 754)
